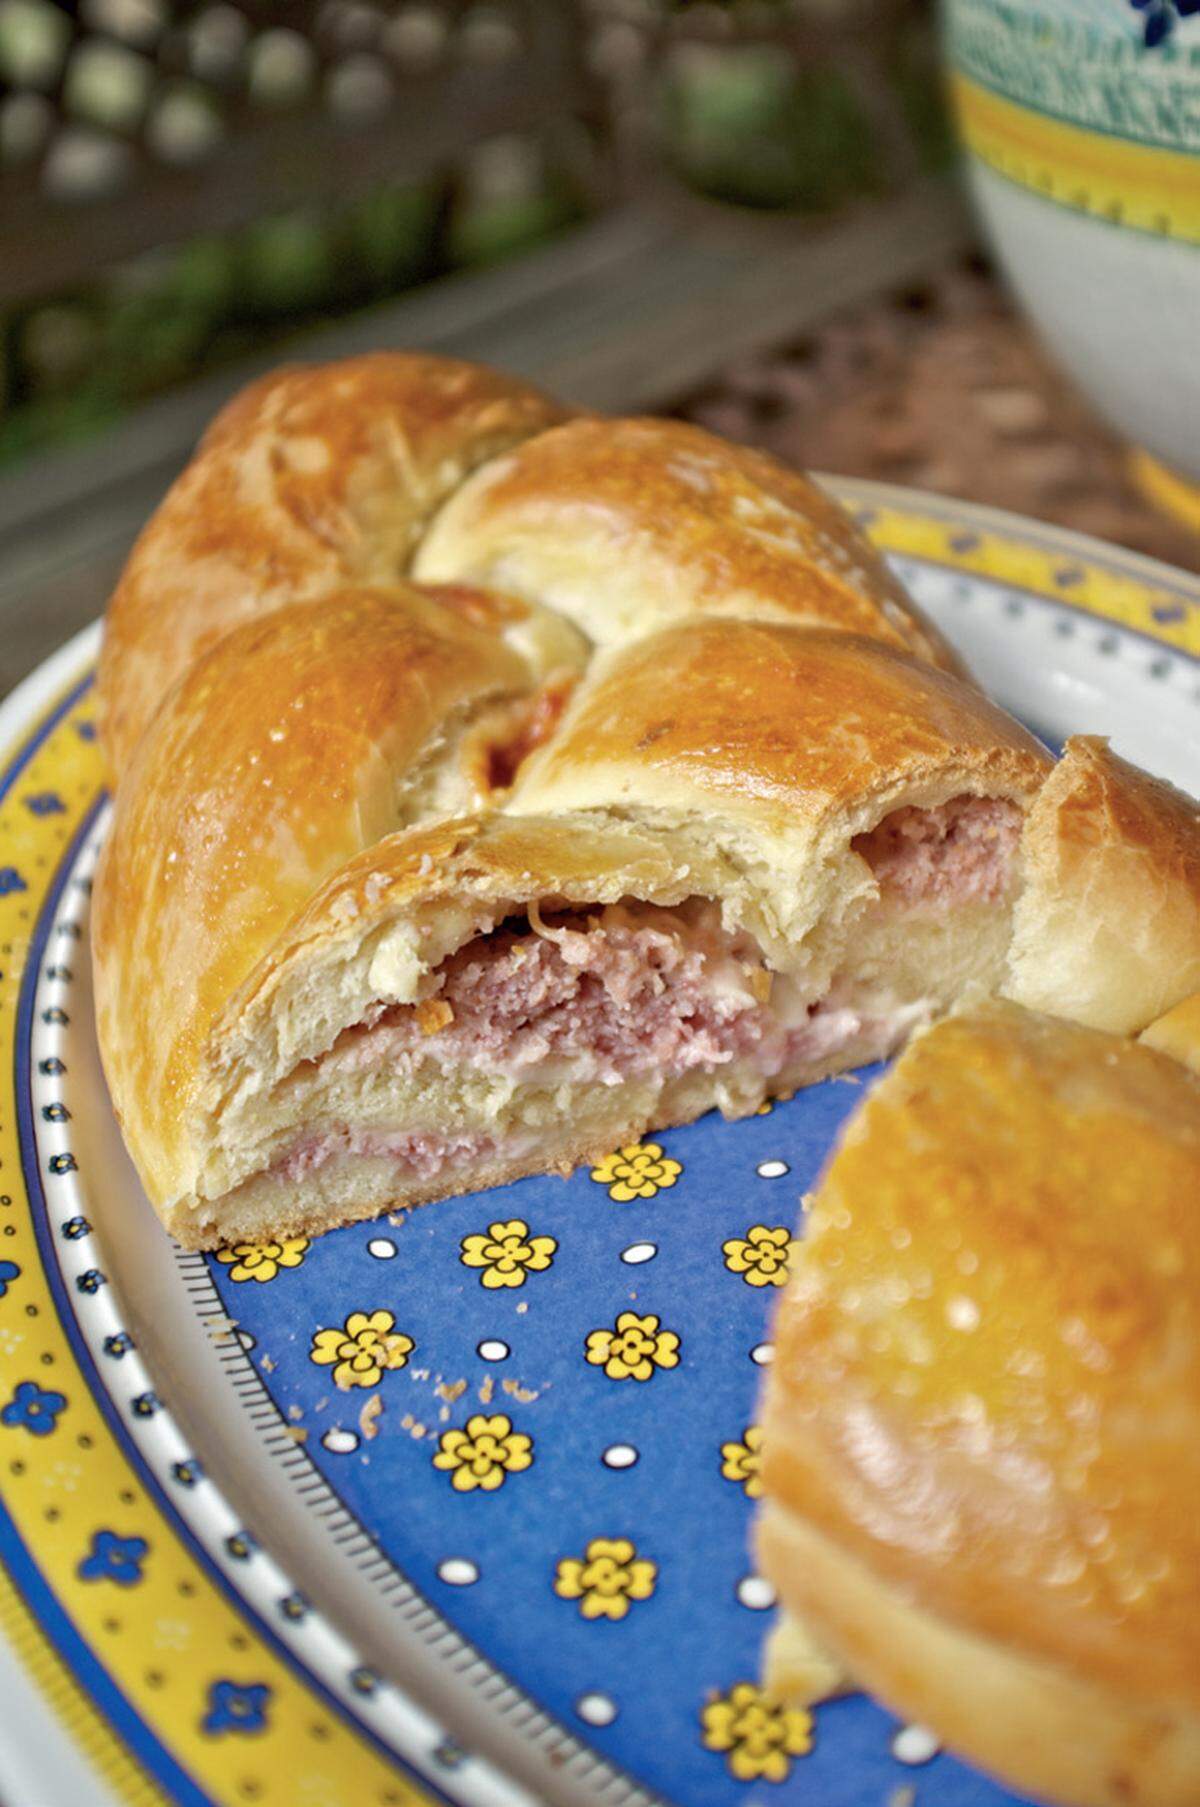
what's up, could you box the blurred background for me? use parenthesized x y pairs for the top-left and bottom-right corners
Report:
(2, 0), (1198, 700)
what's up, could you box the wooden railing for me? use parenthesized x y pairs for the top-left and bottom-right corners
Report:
(0, 0), (969, 703)
(0, 0), (603, 304)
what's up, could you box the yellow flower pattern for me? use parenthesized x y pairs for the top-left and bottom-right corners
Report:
(459, 1218), (558, 1289)
(589, 1142), (682, 1201)
(701, 1682), (813, 1782)
(215, 1238), (309, 1283)
(720, 1424), (764, 1498)
(432, 1413), (534, 1492)
(722, 1224), (800, 1287)
(585, 1310), (680, 1382)
(308, 1310), (413, 1389)
(554, 1538), (657, 1621)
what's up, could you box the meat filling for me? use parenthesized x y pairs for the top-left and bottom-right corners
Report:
(852, 794), (1020, 905)
(278, 1127), (500, 1185)
(272, 794), (1020, 1181)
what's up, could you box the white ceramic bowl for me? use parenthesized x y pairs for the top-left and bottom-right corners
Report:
(943, 0), (1200, 510)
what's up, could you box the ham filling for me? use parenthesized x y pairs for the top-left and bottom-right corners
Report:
(851, 794), (1020, 904)
(277, 1127), (501, 1185)
(325, 901), (800, 1088)
(271, 794), (1021, 1183)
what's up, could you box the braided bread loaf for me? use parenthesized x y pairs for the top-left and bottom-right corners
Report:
(758, 995), (1200, 1807)
(92, 353), (1200, 1249)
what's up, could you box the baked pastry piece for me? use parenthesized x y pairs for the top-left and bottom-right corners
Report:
(93, 584), (1045, 1246)
(92, 350), (1200, 1251)
(758, 998), (1200, 1807)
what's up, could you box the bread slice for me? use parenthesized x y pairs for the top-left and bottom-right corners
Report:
(1005, 736), (1200, 1033)
(757, 998), (1200, 1807)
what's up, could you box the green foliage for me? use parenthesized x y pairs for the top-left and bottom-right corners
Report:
(348, 185), (442, 287)
(0, 14), (945, 466)
(889, 17), (956, 174)
(449, 187), (581, 269)
(660, 45), (880, 209)
(241, 213), (335, 317)
(0, 376), (120, 464)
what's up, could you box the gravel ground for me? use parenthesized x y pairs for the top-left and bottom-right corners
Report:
(682, 255), (1200, 576)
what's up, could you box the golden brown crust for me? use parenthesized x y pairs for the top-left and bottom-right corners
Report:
(413, 415), (965, 672)
(1006, 736), (1200, 1033)
(761, 1000), (1200, 1725)
(97, 352), (570, 776)
(511, 622), (1047, 834)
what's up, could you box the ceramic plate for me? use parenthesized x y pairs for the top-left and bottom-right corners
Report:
(2, 480), (1199, 1807)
